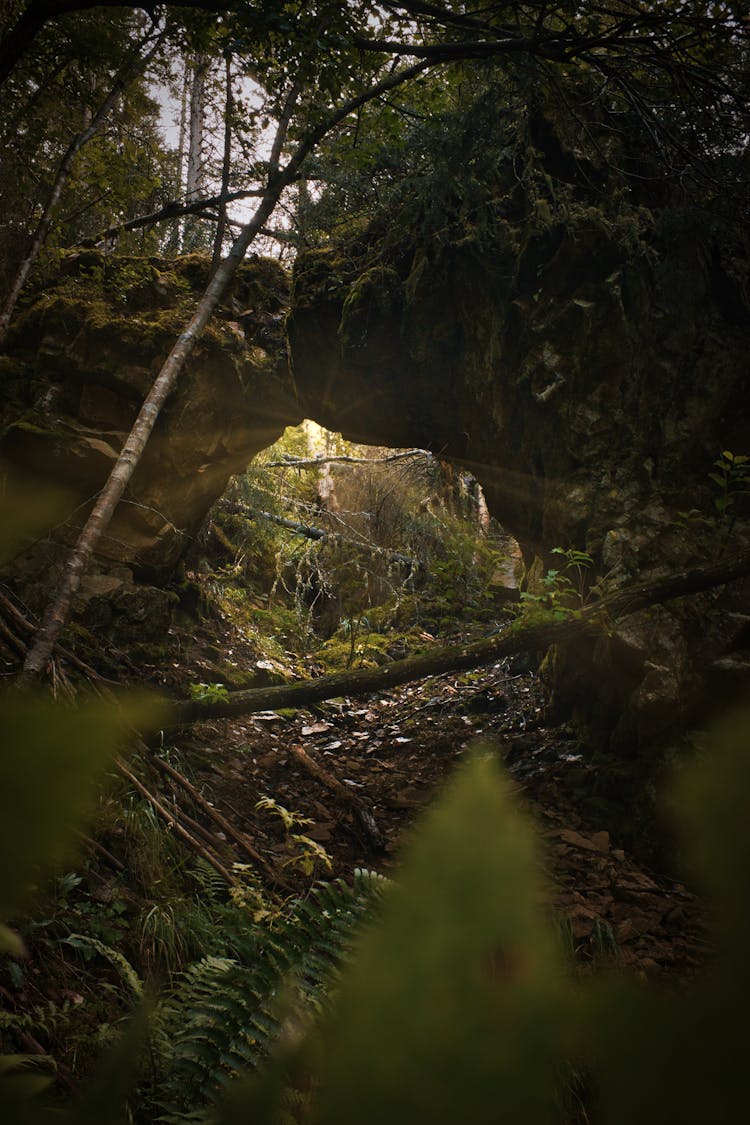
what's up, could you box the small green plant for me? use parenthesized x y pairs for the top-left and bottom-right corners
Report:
(187, 681), (230, 704)
(677, 449), (749, 551)
(284, 834), (334, 877)
(255, 796), (314, 834)
(708, 449), (749, 521)
(520, 547), (594, 618)
(255, 797), (333, 877)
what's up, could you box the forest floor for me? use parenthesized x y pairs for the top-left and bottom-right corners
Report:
(159, 605), (709, 982)
(0, 581), (714, 1097)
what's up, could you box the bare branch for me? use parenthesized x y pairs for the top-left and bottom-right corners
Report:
(265, 450), (430, 469)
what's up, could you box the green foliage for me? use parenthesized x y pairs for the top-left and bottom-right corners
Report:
(315, 753), (565, 1125)
(255, 797), (333, 877)
(61, 934), (143, 1000)
(206, 714), (750, 1125)
(255, 796), (313, 833)
(677, 449), (749, 550)
(0, 694), (158, 919)
(0, 690), (159, 1120)
(142, 872), (386, 1121)
(707, 449), (750, 519)
(188, 682), (230, 705)
(519, 547), (594, 618)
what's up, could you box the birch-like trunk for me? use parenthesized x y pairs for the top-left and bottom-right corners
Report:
(182, 54), (209, 252)
(211, 53), (233, 274)
(19, 88), (301, 685)
(165, 61), (189, 255)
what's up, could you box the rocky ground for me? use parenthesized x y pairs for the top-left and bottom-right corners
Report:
(191, 679), (705, 979)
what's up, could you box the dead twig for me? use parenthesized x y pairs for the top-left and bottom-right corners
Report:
(115, 756), (236, 885)
(147, 749), (287, 886)
(289, 743), (385, 853)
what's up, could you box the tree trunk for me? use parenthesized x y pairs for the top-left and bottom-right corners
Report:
(211, 52), (233, 274)
(169, 549), (750, 725)
(18, 189), (281, 683)
(165, 59), (189, 255)
(182, 53), (209, 252)
(0, 32), (162, 343)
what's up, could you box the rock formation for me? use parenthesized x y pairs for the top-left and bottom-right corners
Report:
(0, 252), (300, 606)
(285, 148), (750, 768)
(1, 143), (748, 778)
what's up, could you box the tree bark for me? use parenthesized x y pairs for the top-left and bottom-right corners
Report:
(17, 183), (281, 683)
(95, 187), (265, 246)
(211, 52), (233, 273)
(266, 450), (429, 469)
(169, 549), (750, 725)
(182, 52), (209, 252)
(0, 31), (163, 343)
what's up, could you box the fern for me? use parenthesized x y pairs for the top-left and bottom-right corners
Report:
(0, 1000), (72, 1040)
(190, 857), (231, 905)
(142, 871), (386, 1121)
(62, 933), (143, 999)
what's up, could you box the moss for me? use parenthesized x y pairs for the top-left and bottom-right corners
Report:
(338, 266), (403, 351)
(316, 629), (394, 672)
(290, 248), (350, 310)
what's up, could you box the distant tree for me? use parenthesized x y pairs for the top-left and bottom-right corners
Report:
(0, 20), (164, 341)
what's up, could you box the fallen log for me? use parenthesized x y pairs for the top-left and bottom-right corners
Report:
(169, 548), (750, 726)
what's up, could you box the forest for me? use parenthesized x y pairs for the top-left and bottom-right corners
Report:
(0, 1), (749, 1121)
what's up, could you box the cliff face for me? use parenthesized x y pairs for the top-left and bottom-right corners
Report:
(286, 177), (750, 762)
(0, 252), (300, 595)
(288, 216), (749, 569)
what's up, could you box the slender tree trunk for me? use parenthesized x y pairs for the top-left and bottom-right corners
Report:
(182, 53), (209, 252)
(211, 52), (233, 274)
(0, 32), (162, 344)
(19, 61), (434, 684)
(165, 61), (189, 255)
(18, 89), (301, 685)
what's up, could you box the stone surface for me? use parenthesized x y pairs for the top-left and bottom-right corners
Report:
(1, 253), (300, 587)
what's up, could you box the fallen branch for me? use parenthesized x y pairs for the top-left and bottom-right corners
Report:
(288, 744), (385, 853)
(265, 450), (430, 469)
(231, 503), (419, 572)
(147, 749), (285, 885)
(171, 548), (750, 725)
(0, 591), (275, 885)
(0, 590), (118, 682)
(115, 756), (236, 885)
(94, 187), (266, 245)
(74, 830), (125, 873)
